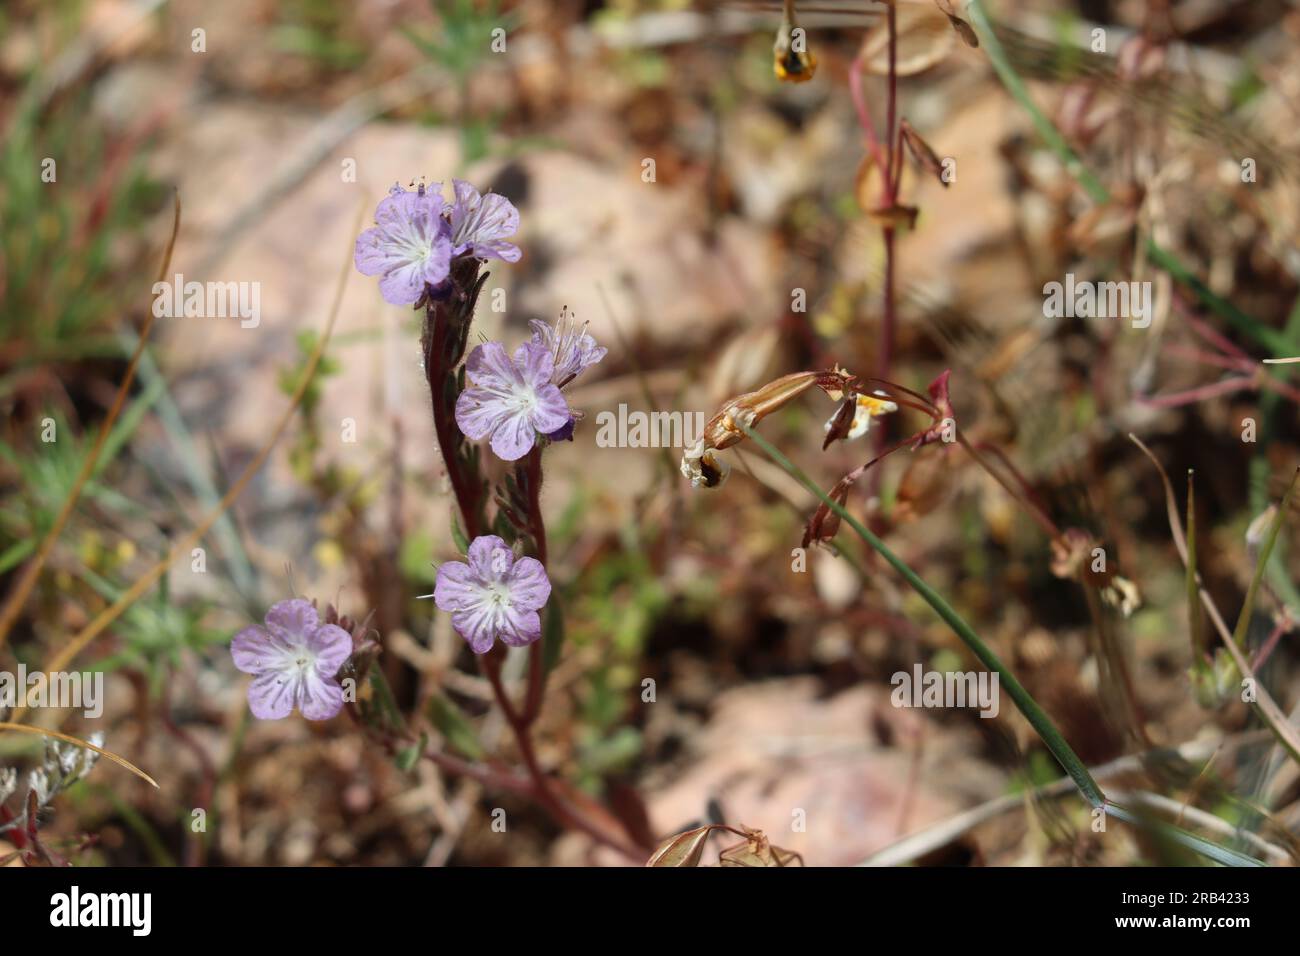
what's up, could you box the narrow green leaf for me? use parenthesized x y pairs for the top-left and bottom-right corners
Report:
(1231, 468), (1299, 650)
(1104, 802), (1265, 867)
(450, 511), (470, 554)
(1186, 471), (1204, 662)
(740, 426), (1106, 809)
(541, 597), (565, 677)
(395, 732), (427, 772)
(428, 692), (484, 760)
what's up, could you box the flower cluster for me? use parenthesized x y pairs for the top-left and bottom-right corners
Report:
(431, 534), (552, 654)
(354, 180), (520, 306)
(455, 312), (606, 461)
(231, 599), (352, 720)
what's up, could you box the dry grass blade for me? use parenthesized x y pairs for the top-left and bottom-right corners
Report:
(0, 193), (181, 653)
(0, 722), (159, 789)
(6, 200), (366, 722)
(1230, 469), (1299, 652)
(1130, 435), (1300, 766)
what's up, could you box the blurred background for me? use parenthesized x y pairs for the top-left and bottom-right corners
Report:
(2, 0), (1300, 866)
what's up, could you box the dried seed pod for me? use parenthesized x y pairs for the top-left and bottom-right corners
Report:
(900, 119), (949, 188)
(773, 2), (817, 83)
(646, 826), (714, 867)
(933, 0), (979, 47)
(894, 446), (956, 521)
(803, 477), (853, 548)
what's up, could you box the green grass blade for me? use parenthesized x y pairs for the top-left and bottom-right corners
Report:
(1231, 469), (1299, 651)
(1104, 802), (1265, 867)
(1186, 471), (1204, 662)
(740, 425), (1106, 808)
(966, 0), (1286, 355)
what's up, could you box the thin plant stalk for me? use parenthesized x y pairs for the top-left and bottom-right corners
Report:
(740, 424), (1106, 808)
(743, 425), (1264, 864)
(965, 0), (1287, 356)
(0, 193), (180, 653)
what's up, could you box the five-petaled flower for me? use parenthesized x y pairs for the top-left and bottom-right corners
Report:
(455, 341), (570, 460)
(354, 183), (453, 306)
(231, 599), (351, 720)
(528, 313), (607, 387)
(432, 535), (552, 653)
(449, 179), (521, 263)
(354, 180), (520, 306)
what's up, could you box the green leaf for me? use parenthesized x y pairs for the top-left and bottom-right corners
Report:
(1185, 470), (1205, 663)
(450, 512), (470, 554)
(1231, 468), (1299, 651)
(395, 733), (427, 772)
(428, 692), (484, 760)
(542, 597), (565, 677)
(741, 425), (1107, 807)
(1104, 802), (1265, 867)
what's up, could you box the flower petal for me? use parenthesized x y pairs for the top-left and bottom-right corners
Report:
(507, 556), (551, 611)
(247, 670), (297, 720)
(264, 599), (319, 643)
(467, 535), (512, 579)
(465, 341), (523, 390)
(496, 606), (542, 647)
(455, 386), (506, 441)
(488, 410), (538, 461)
(452, 606), (499, 654)
(378, 260), (432, 306)
(514, 341), (556, 391)
(230, 625), (277, 675)
(528, 383), (572, 436)
(308, 623), (352, 677)
(298, 670), (344, 721)
(434, 559), (479, 611)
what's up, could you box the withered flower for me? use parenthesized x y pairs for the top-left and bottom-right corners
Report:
(682, 369), (859, 490)
(900, 119), (949, 189)
(824, 391), (898, 448)
(802, 476), (852, 548)
(681, 440), (732, 489)
(773, 0), (817, 83)
(1100, 576), (1142, 618)
(911, 368), (956, 448)
(1049, 527), (1094, 580)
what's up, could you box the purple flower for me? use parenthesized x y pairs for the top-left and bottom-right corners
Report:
(449, 179), (521, 263)
(354, 183), (453, 305)
(433, 535), (551, 653)
(528, 314), (607, 387)
(455, 341), (570, 460)
(231, 599), (351, 720)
